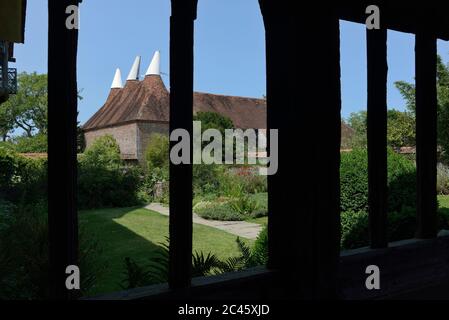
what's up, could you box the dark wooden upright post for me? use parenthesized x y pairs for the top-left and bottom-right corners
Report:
(169, 0), (197, 289)
(367, 25), (388, 248)
(48, 0), (80, 299)
(258, 0), (289, 272)
(415, 16), (438, 239)
(260, 2), (341, 299)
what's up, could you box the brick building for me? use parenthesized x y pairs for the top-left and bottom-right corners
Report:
(83, 51), (353, 162)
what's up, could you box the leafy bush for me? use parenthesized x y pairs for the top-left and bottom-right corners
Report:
(10, 134), (47, 153)
(251, 226), (268, 266)
(78, 164), (144, 209)
(437, 163), (449, 195)
(193, 163), (224, 196)
(145, 134), (169, 172)
(340, 211), (369, 249)
(78, 136), (144, 209)
(341, 207), (449, 250)
(340, 148), (416, 213)
(0, 147), (47, 203)
(194, 200), (244, 221)
(229, 194), (259, 216)
(0, 200), (104, 299)
(82, 135), (121, 169)
(139, 167), (169, 204)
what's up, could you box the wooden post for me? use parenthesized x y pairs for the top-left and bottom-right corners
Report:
(168, 0), (197, 289)
(367, 27), (388, 248)
(415, 25), (437, 239)
(260, 2), (341, 298)
(48, 0), (80, 299)
(258, 0), (288, 272)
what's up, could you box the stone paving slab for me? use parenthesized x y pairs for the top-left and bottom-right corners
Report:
(144, 203), (262, 240)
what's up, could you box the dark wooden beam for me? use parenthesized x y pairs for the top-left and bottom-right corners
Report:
(260, 2), (341, 299)
(367, 27), (388, 248)
(258, 0), (288, 272)
(168, 0), (197, 289)
(48, 0), (80, 299)
(415, 24), (438, 239)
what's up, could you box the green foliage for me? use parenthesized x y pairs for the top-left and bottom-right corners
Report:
(229, 193), (260, 216)
(82, 135), (121, 169)
(0, 200), (104, 299)
(193, 111), (234, 134)
(0, 72), (48, 138)
(340, 211), (369, 249)
(437, 163), (449, 195)
(121, 233), (269, 289)
(395, 54), (449, 162)
(251, 226), (268, 266)
(145, 134), (169, 172)
(4, 134), (48, 153)
(386, 109), (415, 148)
(0, 147), (47, 203)
(340, 148), (416, 213)
(193, 163), (224, 196)
(347, 111), (367, 148)
(347, 109), (416, 149)
(78, 136), (144, 209)
(194, 201), (244, 221)
(78, 164), (144, 210)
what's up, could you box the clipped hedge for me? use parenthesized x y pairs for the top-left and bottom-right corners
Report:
(0, 147), (47, 203)
(340, 148), (416, 213)
(77, 135), (145, 210)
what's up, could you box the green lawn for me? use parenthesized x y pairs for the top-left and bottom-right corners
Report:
(79, 207), (249, 296)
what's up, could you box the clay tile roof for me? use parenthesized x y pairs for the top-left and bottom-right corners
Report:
(193, 92), (267, 129)
(83, 75), (170, 131)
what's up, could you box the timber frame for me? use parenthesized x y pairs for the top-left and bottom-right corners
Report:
(47, 1), (449, 300)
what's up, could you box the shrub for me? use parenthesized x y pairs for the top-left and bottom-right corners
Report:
(82, 135), (121, 169)
(78, 136), (145, 209)
(10, 134), (47, 153)
(251, 225), (268, 266)
(0, 200), (105, 299)
(340, 211), (369, 249)
(193, 163), (223, 196)
(340, 148), (416, 213)
(229, 194), (259, 216)
(194, 201), (244, 221)
(341, 207), (449, 250)
(145, 134), (169, 172)
(437, 163), (449, 195)
(78, 164), (144, 209)
(0, 147), (47, 203)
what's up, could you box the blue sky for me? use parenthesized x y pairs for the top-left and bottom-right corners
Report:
(13, 1), (449, 125)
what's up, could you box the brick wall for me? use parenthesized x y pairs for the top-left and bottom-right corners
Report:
(84, 123), (138, 160)
(137, 122), (169, 163)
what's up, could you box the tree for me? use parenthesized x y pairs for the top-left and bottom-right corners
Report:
(347, 109), (415, 149)
(386, 109), (415, 148)
(193, 111), (234, 135)
(347, 111), (367, 148)
(0, 72), (48, 138)
(395, 54), (449, 161)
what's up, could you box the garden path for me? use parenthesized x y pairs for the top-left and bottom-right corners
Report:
(144, 203), (263, 240)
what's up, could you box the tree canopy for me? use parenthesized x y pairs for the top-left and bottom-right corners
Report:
(0, 72), (48, 139)
(395, 54), (449, 161)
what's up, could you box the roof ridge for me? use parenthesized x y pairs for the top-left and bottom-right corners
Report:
(194, 91), (266, 102)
